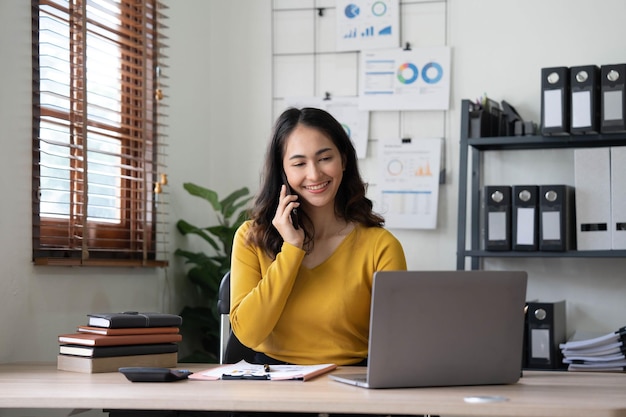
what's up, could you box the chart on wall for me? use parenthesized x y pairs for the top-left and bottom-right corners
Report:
(359, 47), (451, 111)
(284, 96), (370, 159)
(377, 138), (442, 229)
(336, 0), (399, 52)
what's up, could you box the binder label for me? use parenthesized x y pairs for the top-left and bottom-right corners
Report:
(516, 208), (535, 245)
(571, 91), (592, 128)
(544, 90), (563, 128)
(604, 90), (623, 121)
(488, 212), (507, 241)
(542, 211), (561, 240)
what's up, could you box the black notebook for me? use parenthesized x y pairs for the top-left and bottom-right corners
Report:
(87, 312), (182, 328)
(60, 343), (178, 358)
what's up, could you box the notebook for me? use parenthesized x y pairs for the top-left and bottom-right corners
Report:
(329, 270), (528, 389)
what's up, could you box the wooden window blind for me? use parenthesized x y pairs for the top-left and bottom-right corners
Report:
(31, 0), (169, 267)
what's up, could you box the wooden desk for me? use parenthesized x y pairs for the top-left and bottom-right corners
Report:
(1, 363), (626, 416)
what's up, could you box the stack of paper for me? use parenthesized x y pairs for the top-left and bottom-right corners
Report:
(559, 327), (626, 371)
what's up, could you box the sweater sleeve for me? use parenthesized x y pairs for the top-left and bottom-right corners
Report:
(374, 228), (407, 271)
(229, 221), (306, 349)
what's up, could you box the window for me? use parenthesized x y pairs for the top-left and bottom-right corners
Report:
(32, 0), (169, 267)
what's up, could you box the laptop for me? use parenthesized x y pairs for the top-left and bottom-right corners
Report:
(329, 270), (528, 389)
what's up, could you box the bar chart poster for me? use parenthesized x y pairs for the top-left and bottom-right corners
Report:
(336, 0), (399, 52)
(359, 47), (451, 111)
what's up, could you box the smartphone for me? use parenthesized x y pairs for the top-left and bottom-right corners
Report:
(281, 172), (299, 229)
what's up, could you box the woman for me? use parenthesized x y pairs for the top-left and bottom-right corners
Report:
(230, 107), (407, 366)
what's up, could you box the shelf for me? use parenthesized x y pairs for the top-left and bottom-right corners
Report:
(462, 250), (626, 259)
(466, 134), (626, 151)
(456, 99), (626, 270)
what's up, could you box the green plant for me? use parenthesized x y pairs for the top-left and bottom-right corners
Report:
(175, 182), (251, 363)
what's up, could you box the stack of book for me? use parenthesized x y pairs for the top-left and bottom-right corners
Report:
(559, 326), (626, 372)
(57, 312), (183, 373)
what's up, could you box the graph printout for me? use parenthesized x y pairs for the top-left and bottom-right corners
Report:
(359, 47), (451, 110)
(336, 0), (399, 52)
(377, 138), (442, 229)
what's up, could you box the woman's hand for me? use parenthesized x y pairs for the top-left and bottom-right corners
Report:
(272, 185), (304, 248)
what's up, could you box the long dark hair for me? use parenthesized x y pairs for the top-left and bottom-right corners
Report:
(247, 107), (384, 258)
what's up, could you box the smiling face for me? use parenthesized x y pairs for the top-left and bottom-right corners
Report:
(282, 124), (345, 212)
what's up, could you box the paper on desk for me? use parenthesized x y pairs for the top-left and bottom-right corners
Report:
(188, 360), (337, 381)
(559, 328), (626, 351)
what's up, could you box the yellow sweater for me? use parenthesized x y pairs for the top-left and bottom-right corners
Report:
(230, 220), (407, 365)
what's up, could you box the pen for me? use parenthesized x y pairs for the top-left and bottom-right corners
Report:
(222, 373), (269, 380)
(264, 364), (271, 373)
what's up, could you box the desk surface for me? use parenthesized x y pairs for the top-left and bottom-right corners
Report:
(1, 363), (626, 416)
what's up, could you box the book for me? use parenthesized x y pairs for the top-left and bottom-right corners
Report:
(77, 325), (180, 336)
(57, 352), (178, 373)
(87, 312), (182, 328)
(58, 332), (182, 346)
(59, 343), (178, 358)
(188, 360), (337, 381)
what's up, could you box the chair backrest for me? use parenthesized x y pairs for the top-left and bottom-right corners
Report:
(217, 271), (257, 364)
(216, 271), (230, 315)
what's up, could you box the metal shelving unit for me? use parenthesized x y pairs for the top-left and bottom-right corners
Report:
(456, 99), (626, 270)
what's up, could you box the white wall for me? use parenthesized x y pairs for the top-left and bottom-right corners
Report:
(166, 0), (273, 339)
(0, 0), (624, 367)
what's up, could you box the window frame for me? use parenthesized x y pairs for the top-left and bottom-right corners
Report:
(32, 0), (168, 267)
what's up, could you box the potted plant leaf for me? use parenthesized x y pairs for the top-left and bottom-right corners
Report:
(175, 182), (251, 362)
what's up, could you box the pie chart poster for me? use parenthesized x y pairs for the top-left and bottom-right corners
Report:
(359, 47), (451, 111)
(336, 0), (399, 52)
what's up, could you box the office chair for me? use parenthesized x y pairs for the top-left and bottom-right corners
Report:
(217, 271), (257, 364)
